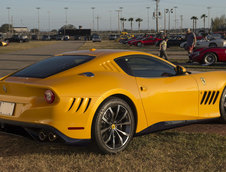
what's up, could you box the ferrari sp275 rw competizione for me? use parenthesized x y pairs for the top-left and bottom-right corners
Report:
(0, 49), (226, 153)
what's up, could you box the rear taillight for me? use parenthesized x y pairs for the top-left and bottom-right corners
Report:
(44, 90), (55, 104)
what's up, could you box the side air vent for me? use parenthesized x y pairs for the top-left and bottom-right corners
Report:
(100, 61), (120, 72)
(68, 98), (92, 113)
(200, 91), (220, 105)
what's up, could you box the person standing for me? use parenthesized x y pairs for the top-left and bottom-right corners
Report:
(159, 37), (168, 60)
(185, 28), (197, 63)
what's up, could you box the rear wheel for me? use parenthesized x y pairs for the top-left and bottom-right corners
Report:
(137, 42), (143, 47)
(220, 87), (226, 123)
(203, 53), (217, 65)
(93, 97), (135, 154)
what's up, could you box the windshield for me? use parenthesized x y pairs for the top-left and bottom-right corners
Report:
(12, 55), (95, 78)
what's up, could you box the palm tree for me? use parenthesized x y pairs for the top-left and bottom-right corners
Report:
(201, 14), (207, 30)
(136, 18), (143, 33)
(191, 16), (198, 32)
(128, 17), (134, 32)
(120, 17), (127, 31)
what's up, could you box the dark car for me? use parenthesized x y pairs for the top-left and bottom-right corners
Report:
(92, 35), (101, 42)
(191, 47), (226, 65)
(42, 35), (51, 41)
(109, 34), (119, 40)
(6, 35), (29, 43)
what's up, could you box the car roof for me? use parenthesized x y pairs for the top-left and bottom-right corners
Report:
(57, 49), (176, 67)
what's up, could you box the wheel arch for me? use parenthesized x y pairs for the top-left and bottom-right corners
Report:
(91, 94), (138, 138)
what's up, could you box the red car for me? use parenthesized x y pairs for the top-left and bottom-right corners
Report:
(130, 37), (162, 47)
(191, 47), (226, 65)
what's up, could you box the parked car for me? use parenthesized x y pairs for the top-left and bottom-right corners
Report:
(191, 47), (226, 65)
(180, 38), (226, 49)
(0, 41), (8, 47)
(56, 35), (64, 40)
(92, 35), (101, 42)
(74, 35), (81, 40)
(109, 34), (119, 40)
(63, 35), (70, 41)
(42, 35), (51, 41)
(0, 49), (226, 154)
(5, 35), (29, 43)
(130, 37), (162, 47)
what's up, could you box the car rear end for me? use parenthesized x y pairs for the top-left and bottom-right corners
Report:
(0, 54), (97, 144)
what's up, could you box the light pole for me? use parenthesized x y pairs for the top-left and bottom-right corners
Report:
(91, 7), (95, 31)
(109, 10), (112, 32)
(64, 7), (68, 25)
(6, 7), (11, 35)
(146, 7), (150, 31)
(64, 7), (68, 36)
(207, 6), (211, 32)
(180, 15), (183, 33)
(115, 9), (122, 33)
(48, 11), (50, 33)
(96, 16), (100, 32)
(166, 8), (173, 32)
(36, 7), (40, 33)
(119, 7), (123, 32)
(174, 6), (178, 31)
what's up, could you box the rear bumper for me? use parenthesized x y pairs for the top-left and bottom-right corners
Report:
(0, 118), (90, 144)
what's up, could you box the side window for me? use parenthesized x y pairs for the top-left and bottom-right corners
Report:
(115, 55), (176, 78)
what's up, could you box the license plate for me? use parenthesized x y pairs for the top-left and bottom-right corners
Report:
(0, 101), (15, 116)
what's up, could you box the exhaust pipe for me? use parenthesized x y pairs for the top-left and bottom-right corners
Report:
(48, 132), (57, 142)
(39, 131), (47, 141)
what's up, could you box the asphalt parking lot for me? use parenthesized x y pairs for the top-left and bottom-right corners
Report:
(0, 41), (84, 77)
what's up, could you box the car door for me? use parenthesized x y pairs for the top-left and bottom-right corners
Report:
(115, 55), (199, 126)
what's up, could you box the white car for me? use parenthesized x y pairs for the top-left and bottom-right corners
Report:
(180, 38), (226, 49)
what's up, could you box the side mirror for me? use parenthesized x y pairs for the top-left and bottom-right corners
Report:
(176, 65), (187, 75)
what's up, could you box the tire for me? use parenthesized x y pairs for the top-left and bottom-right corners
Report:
(137, 42), (142, 47)
(220, 87), (226, 123)
(93, 97), (135, 154)
(203, 53), (217, 65)
(209, 43), (217, 48)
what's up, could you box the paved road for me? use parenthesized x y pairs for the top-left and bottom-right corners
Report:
(0, 41), (84, 77)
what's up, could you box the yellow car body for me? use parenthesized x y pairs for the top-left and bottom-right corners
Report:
(0, 49), (225, 153)
(0, 41), (8, 47)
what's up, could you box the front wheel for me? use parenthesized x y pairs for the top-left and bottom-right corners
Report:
(93, 97), (135, 154)
(203, 53), (217, 65)
(220, 88), (226, 123)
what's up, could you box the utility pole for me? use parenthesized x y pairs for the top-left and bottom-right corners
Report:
(164, 9), (167, 34)
(36, 7), (40, 39)
(119, 7), (123, 32)
(207, 6), (211, 32)
(96, 16), (100, 32)
(174, 6), (178, 31)
(109, 10), (112, 32)
(146, 7), (150, 31)
(6, 7), (11, 36)
(180, 15), (183, 33)
(48, 11), (50, 33)
(116, 10), (122, 33)
(91, 7), (95, 31)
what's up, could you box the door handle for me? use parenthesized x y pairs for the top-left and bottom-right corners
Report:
(140, 86), (147, 91)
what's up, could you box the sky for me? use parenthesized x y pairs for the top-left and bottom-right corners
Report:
(0, 0), (226, 31)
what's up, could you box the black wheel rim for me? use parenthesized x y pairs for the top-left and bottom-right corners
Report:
(100, 105), (132, 150)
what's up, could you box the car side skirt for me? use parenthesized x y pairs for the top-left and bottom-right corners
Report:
(136, 118), (219, 136)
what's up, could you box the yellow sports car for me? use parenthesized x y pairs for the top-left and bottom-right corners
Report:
(0, 49), (225, 153)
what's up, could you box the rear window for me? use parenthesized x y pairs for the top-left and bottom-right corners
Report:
(12, 55), (95, 78)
